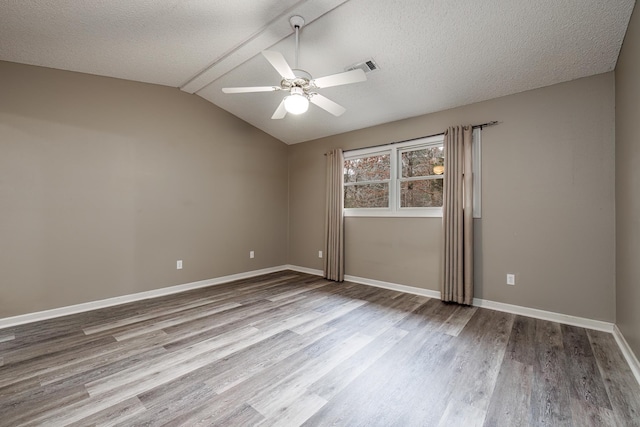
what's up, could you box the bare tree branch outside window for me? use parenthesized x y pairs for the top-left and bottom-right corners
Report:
(343, 144), (444, 210)
(344, 153), (390, 208)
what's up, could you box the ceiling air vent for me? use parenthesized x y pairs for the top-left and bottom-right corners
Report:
(345, 58), (379, 74)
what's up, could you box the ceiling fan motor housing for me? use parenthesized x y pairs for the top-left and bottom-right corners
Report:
(281, 69), (313, 95)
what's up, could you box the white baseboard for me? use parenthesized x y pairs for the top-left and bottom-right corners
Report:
(282, 267), (443, 300)
(344, 274), (442, 299)
(472, 298), (614, 333)
(285, 265), (323, 277)
(613, 325), (640, 386)
(0, 265), (289, 330)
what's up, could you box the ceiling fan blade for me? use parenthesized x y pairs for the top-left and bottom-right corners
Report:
(262, 50), (296, 80)
(313, 69), (367, 89)
(271, 99), (287, 119)
(222, 86), (280, 94)
(310, 94), (346, 117)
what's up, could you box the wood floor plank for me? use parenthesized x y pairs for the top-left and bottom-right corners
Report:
(530, 319), (573, 427)
(394, 298), (459, 332)
(0, 334), (118, 388)
(569, 397), (617, 427)
(0, 383), (90, 426)
(308, 326), (409, 401)
(164, 401), (265, 427)
(0, 271), (637, 427)
(85, 325), (261, 396)
(561, 324), (612, 409)
(438, 399), (487, 427)
(67, 396), (147, 427)
(289, 299), (366, 335)
(303, 321), (456, 426)
(587, 329), (640, 426)
(159, 301), (282, 350)
(266, 280), (330, 302)
(207, 328), (336, 394)
(248, 332), (374, 418)
(258, 392), (327, 426)
(200, 346), (315, 422)
(111, 301), (243, 341)
(445, 309), (515, 412)
(438, 304), (478, 336)
(160, 294), (322, 351)
(0, 334), (15, 344)
(85, 302), (331, 406)
(504, 315), (537, 366)
(0, 332), (117, 368)
(483, 359), (533, 427)
(82, 296), (229, 335)
(125, 382), (218, 427)
(38, 332), (170, 387)
(308, 284), (361, 314)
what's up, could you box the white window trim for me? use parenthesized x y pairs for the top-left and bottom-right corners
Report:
(344, 130), (482, 218)
(344, 135), (445, 217)
(472, 128), (481, 218)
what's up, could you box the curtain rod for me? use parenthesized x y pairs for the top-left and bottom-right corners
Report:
(326, 121), (499, 155)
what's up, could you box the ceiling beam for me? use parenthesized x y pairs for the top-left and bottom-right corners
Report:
(179, 0), (352, 95)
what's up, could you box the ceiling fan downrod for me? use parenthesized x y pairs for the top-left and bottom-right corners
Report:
(290, 15), (305, 70)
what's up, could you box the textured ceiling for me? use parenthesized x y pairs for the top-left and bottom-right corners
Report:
(0, 0), (635, 144)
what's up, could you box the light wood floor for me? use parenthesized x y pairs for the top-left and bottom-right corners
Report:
(0, 271), (638, 426)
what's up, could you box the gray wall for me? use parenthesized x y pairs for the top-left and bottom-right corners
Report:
(289, 73), (616, 322)
(0, 61), (289, 318)
(616, 3), (640, 358)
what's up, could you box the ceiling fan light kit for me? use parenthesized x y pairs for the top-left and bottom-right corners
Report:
(222, 15), (367, 120)
(284, 88), (309, 114)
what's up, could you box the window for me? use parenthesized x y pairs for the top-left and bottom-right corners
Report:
(344, 135), (444, 217)
(399, 145), (444, 208)
(343, 129), (481, 218)
(344, 151), (391, 209)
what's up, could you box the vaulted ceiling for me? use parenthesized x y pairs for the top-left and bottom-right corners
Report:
(0, 0), (635, 144)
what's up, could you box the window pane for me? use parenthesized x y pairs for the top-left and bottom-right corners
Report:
(400, 179), (443, 207)
(344, 153), (390, 183)
(345, 183), (389, 208)
(401, 146), (444, 178)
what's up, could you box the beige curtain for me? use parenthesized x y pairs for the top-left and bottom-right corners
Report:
(442, 126), (474, 305)
(324, 148), (345, 282)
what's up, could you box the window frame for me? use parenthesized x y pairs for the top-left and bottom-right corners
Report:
(343, 149), (392, 212)
(343, 129), (482, 218)
(344, 135), (445, 218)
(396, 143), (446, 213)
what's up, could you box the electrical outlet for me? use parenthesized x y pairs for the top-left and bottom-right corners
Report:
(249, 251), (255, 259)
(318, 250), (323, 258)
(177, 260), (183, 270)
(507, 274), (515, 285)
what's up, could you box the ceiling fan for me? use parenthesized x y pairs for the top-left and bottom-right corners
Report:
(222, 16), (367, 119)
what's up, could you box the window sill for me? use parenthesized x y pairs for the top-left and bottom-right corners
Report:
(344, 208), (443, 218)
